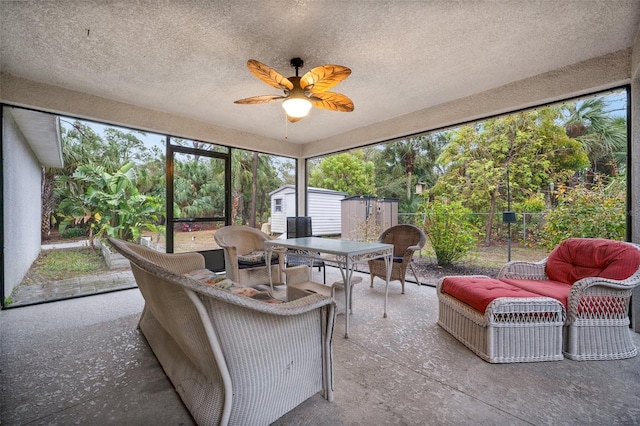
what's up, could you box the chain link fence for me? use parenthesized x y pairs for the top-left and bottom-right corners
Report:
(399, 212), (547, 244)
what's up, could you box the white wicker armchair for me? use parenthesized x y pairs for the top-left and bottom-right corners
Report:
(498, 238), (640, 360)
(214, 225), (284, 286)
(109, 238), (335, 426)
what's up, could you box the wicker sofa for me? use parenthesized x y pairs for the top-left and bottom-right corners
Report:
(498, 238), (640, 360)
(108, 238), (336, 426)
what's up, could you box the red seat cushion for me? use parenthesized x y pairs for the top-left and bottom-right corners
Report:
(500, 278), (572, 308)
(441, 276), (546, 313)
(546, 238), (640, 284)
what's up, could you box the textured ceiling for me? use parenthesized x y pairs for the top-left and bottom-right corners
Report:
(1, 1), (639, 149)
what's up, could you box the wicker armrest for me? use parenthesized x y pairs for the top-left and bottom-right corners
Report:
(565, 275), (639, 323)
(283, 265), (310, 285)
(498, 259), (548, 280)
(401, 246), (420, 261)
(109, 237), (205, 274)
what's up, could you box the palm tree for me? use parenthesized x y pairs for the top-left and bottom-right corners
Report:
(376, 135), (443, 203)
(563, 97), (627, 185)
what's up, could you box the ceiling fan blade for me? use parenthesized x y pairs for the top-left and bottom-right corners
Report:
(287, 115), (305, 123)
(234, 94), (286, 104)
(300, 65), (351, 92)
(247, 59), (294, 91)
(310, 91), (354, 112)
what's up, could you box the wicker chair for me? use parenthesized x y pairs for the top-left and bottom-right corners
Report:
(498, 238), (640, 360)
(108, 238), (335, 426)
(214, 225), (284, 287)
(368, 224), (426, 294)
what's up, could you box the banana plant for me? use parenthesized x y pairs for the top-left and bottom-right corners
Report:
(58, 161), (163, 243)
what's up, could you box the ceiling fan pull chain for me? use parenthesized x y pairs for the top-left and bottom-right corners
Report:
(285, 114), (288, 139)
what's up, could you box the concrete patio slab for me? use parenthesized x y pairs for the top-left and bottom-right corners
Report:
(1, 266), (638, 425)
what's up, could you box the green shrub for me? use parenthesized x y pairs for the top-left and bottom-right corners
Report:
(520, 193), (546, 213)
(422, 197), (478, 266)
(61, 227), (87, 239)
(541, 178), (626, 250)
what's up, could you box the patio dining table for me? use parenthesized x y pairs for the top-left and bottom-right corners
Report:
(265, 237), (393, 338)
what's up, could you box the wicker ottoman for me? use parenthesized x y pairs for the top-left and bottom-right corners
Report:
(436, 276), (565, 363)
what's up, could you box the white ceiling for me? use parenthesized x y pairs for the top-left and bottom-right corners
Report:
(1, 1), (639, 154)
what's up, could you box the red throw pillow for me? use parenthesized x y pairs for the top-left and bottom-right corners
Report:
(546, 238), (640, 284)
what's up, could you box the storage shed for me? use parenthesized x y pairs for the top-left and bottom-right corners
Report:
(269, 185), (346, 236)
(341, 196), (399, 241)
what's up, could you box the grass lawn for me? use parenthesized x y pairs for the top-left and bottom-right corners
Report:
(21, 247), (108, 283)
(419, 240), (550, 269)
(32, 233), (549, 282)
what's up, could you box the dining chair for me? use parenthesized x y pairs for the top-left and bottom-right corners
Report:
(368, 224), (426, 294)
(286, 217), (326, 283)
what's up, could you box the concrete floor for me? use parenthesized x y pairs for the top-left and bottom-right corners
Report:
(1, 266), (639, 425)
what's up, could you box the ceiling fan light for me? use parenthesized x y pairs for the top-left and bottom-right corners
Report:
(282, 97), (312, 118)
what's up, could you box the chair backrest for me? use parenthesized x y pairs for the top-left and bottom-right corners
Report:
(546, 238), (640, 284)
(287, 216), (312, 238)
(214, 225), (270, 255)
(378, 224), (426, 257)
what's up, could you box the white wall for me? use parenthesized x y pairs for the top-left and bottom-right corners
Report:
(269, 186), (345, 235)
(2, 110), (43, 299)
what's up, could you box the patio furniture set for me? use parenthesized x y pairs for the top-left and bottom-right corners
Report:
(437, 238), (640, 363)
(108, 225), (640, 425)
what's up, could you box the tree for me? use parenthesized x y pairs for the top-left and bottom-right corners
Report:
(173, 155), (225, 218)
(374, 134), (444, 207)
(230, 150), (280, 225)
(53, 121), (162, 236)
(563, 97), (627, 184)
(45, 121), (104, 238)
(308, 151), (376, 196)
(541, 175), (626, 249)
(432, 108), (589, 245)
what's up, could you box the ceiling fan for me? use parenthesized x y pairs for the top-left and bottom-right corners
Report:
(234, 58), (354, 123)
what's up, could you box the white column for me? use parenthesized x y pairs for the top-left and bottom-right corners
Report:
(297, 159), (307, 217)
(631, 80), (640, 332)
(630, 28), (640, 331)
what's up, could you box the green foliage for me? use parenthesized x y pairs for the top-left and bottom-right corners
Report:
(231, 150), (283, 226)
(540, 176), (626, 249)
(563, 97), (628, 177)
(58, 162), (163, 242)
(373, 135), (446, 207)
(174, 155), (226, 218)
(61, 227), (87, 239)
(422, 198), (478, 266)
(4, 297), (14, 306)
(54, 122), (165, 239)
(309, 151), (376, 196)
(432, 108), (589, 245)
(519, 193), (546, 213)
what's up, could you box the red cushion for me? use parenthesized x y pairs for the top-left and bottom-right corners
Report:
(441, 277), (546, 313)
(500, 278), (572, 308)
(546, 238), (640, 284)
